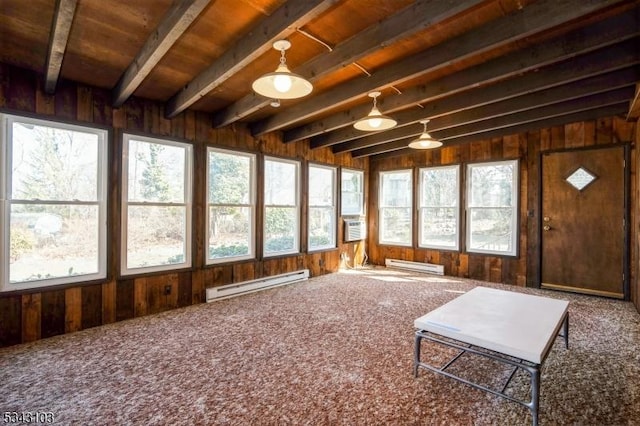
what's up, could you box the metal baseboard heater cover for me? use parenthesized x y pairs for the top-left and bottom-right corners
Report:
(206, 269), (310, 302)
(385, 258), (444, 275)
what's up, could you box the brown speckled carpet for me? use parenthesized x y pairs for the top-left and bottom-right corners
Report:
(1, 268), (639, 425)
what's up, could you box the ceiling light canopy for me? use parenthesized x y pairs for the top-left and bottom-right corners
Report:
(252, 40), (313, 100)
(353, 91), (397, 131)
(408, 119), (442, 149)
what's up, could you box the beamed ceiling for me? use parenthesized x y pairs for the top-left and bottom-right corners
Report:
(0, 0), (639, 159)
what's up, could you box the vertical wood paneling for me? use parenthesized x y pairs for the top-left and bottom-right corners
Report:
(77, 85), (93, 122)
(21, 294), (41, 343)
(81, 284), (103, 330)
(632, 143), (637, 297)
(0, 296), (22, 346)
(116, 279), (135, 321)
(192, 269), (205, 304)
(0, 63), (8, 108)
(92, 88), (112, 126)
(7, 66), (35, 111)
(134, 278), (148, 317)
(40, 289), (65, 338)
(64, 287), (82, 333)
(54, 79), (77, 120)
(102, 280), (116, 324)
(178, 272), (192, 308)
(36, 80), (55, 115)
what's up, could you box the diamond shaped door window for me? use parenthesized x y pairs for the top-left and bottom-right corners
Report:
(566, 167), (597, 191)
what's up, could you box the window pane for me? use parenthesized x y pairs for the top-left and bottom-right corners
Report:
(127, 206), (186, 268)
(127, 139), (186, 203)
(208, 206), (252, 259)
(9, 205), (100, 283)
(468, 208), (514, 252)
(421, 167), (458, 207)
(264, 207), (297, 254)
(264, 159), (296, 205)
(469, 163), (514, 207)
(379, 170), (412, 246)
(341, 169), (363, 215)
(419, 166), (459, 250)
(466, 160), (518, 255)
(420, 207), (457, 248)
(381, 171), (411, 207)
(309, 207), (335, 250)
(208, 151), (251, 204)
(11, 122), (99, 201)
(341, 192), (362, 216)
(309, 166), (334, 206)
(380, 207), (411, 245)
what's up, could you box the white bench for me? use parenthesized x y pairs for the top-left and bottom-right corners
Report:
(414, 286), (569, 425)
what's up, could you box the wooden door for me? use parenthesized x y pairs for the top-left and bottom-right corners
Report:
(540, 146), (626, 298)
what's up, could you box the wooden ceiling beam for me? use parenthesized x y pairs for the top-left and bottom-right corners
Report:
(433, 87), (635, 140)
(340, 67), (638, 155)
(331, 45), (639, 153)
(251, 0), (628, 136)
(368, 103), (630, 160)
(164, 0), (339, 118)
(351, 88), (633, 158)
(212, 0), (485, 127)
(112, 0), (212, 107)
(303, 10), (640, 147)
(44, 0), (78, 94)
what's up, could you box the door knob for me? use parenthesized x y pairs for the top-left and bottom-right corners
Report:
(543, 225), (551, 231)
(543, 216), (551, 222)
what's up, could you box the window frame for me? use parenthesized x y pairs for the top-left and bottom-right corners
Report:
(378, 168), (413, 247)
(308, 163), (337, 252)
(206, 147), (256, 265)
(465, 159), (519, 256)
(120, 133), (193, 276)
(418, 164), (461, 251)
(263, 156), (301, 257)
(340, 168), (365, 216)
(0, 113), (108, 292)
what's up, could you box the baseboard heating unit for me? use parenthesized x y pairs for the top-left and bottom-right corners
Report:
(385, 259), (444, 276)
(206, 269), (310, 302)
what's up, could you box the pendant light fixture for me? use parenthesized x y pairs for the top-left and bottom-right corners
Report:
(353, 91), (397, 131)
(408, 119), (442, 149)
(252, 40), (313, 100)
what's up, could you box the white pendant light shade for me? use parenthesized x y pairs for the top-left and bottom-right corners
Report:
(353, 91), (397, 131)
(252, 40), (313, 100)
(408, 119), (442, 149)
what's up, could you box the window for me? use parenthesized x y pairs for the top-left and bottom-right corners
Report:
(466, 160), (518, 256)
(379, 169), (412, 246)
(308, 164), (337, 251)
(264, 157), (300, 256)
(1, 114), (107, 291)
(121, 134), (192, 275)
(419, 165), (460, 250)
(207, 148), (256, 264)
(341, 168), (364, 216)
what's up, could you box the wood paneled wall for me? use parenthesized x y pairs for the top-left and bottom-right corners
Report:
(0, 63), (367, 347)
(634, 117), (640, 312)
(369, 116), (637, 292)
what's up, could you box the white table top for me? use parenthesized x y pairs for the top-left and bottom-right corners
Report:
(414, 287), (568, 364)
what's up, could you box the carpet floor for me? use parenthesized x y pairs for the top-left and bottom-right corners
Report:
(1, 267), (639, 425)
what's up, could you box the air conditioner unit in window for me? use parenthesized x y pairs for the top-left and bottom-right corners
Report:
(344, 219), (366, 242)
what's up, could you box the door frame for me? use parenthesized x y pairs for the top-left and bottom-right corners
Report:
(536, 143), (631, 300)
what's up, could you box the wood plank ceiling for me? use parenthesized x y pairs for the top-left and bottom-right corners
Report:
(0, 0), (638, 159)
